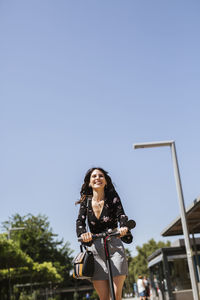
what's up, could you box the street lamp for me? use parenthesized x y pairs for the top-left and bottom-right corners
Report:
(133, 140), (199, 300)
(7, 227), (26, 239)
(6, 226), (25, 300)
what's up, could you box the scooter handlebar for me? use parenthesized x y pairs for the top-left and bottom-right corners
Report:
(78, 230), (120, 242)
(78, 219), (136, 243)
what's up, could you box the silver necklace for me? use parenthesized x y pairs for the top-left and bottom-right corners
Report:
(92, 198), (104, 208)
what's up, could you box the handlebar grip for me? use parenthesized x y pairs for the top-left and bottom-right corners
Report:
(127, 219), (136, 229)
(77, 224), (135, 243)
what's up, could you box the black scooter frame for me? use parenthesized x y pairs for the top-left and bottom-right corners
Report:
(78, 220), (135, 300)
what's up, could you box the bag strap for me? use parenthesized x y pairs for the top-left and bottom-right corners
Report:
(86, 197), (90, 232)
(80, 197), (90, 251)
(80, 244), (88, 252)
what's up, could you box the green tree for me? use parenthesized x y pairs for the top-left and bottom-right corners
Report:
(1, 213), (74, 298)
(3, 214), (72, 261)
(0, 234), (62, 300)
(123, 248), (133, 295)
(0, 235), (32, 269)
(129, 238), (170, 283)
(2, 214), (73, 278)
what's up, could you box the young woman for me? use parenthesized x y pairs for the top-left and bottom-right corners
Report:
(76, 167), (133, 300)
(137, 276), (146, 300)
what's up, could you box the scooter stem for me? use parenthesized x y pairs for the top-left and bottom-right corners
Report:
(104, 236), (116, 300)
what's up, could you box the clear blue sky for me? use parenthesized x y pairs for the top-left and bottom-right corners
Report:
(1, 0), (200, 256)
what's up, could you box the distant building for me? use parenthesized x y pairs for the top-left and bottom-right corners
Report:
(148, 197), (200, 300)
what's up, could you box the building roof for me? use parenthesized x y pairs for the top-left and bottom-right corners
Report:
(161, 196), (200, 237)
(147, 239), (200, 268)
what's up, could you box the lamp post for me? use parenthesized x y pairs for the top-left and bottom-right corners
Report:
(133, 140), (199, 300)
(7, 226), (25, 300)
(7, 227), (26, 239)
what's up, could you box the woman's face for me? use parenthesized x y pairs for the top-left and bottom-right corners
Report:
(89, 169), (107, 191)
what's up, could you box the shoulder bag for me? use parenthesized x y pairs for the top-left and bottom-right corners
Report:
(73, 198), (94, 280)
(73, 244), (94, 279)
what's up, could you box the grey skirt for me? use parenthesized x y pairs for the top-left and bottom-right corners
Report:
(88, 236), (128, 281)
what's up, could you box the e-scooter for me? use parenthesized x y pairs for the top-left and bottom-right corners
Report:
(79, 220), (136, 300)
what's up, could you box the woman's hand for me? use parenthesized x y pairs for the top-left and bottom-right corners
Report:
(81, 232), (93, 243)
(119, 227), (128, 237)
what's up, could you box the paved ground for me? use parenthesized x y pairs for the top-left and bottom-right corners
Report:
(122, 298), (137, 300)
(123, 297), (154, 300)
(123, 298), (154, 300)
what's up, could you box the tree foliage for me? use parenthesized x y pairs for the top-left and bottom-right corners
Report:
(2, 214), (73, 277)
(2, 214), (72, 262)
(0, 233), (62, 300)
(123, 248), (133, 295)
(128, 238), (171, 283)
(0, 235), (32, 269)
(0, 213), (74, 299)
(0, 262), (61, 282)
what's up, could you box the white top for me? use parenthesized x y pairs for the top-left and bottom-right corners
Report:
(143, 278), (149, 287)
(137, 278), (145, 293)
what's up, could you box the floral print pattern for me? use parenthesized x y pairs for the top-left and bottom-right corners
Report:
(76, 196), (129, 237)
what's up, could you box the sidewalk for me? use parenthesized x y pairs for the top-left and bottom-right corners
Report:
(122, 298), (137, 300)
(123, 297), (154, 300)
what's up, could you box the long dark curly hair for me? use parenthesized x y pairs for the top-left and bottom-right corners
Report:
(76, 167), (119, 205)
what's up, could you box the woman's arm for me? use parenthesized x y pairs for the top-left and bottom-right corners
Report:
(76, 200), (87, 237)
(76, 200), (93, 244)
(113, 196), (133, 243)
(113, 196), (128, 227)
